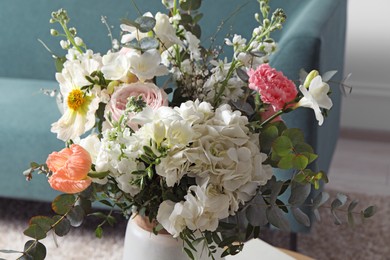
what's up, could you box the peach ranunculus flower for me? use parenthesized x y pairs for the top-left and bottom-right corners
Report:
(248, 64), (298, 111)
(107, 82), (169, 130)
(46, 144), (92, 194)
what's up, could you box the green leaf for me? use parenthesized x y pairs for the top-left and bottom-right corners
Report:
(67, 205), (85, 227)
(331, 193), (348, 209)
(245, 196), (268, 226)
(291, 207), (310, 227)
(183, 247), (195, 260)
(236, 67), (249, 83)
(52, 215), (71, 237)
(292, 154), (309, 170)
(180, 0), (202, 11)
(95, 226), (103, 238)
(312, 192), (330, 209)
(23, 224), (46, 240)
(135, 16), (156, 33)
(282, 128), (305, 145)
(362, 206), (377, 218)
(139, 37), (159, 50)
(260, 125), (279, 153)
(52, 194), (76, 215)
(266, 206), (290, 231)
(218, 236), (238, 248)
(23, 241), (46, 260)
(288, 182), (311, 206)
(277, 154), (294, 169)
(272, 136), (293, 156)
(55, 56), (66, 72)
(29, 216), (54, 233)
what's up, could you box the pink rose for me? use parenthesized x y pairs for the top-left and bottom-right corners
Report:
(248, 64), (297, 111)
(108, 82), (168, 129)
(46, 144), (92, 194)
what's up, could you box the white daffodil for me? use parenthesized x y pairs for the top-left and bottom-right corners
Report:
(128, 49), (169, 82)
(296, 75), (333, 126)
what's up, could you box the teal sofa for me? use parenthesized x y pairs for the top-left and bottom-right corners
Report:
(0, 0), (346, 235)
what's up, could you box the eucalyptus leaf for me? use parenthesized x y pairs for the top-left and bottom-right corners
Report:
(291, 207), (311, 227)
(135, 16), (156, 33)
(277, 154), (294, 169)
(52, 216), (71, 237)
(29, 216), (54, 233)
(245, 196), (268, 226)
(273, 136), (293, 156)
(23, 241), (46, 260)
(266, 206), (290, 231)
(180, 0), (202, 11)
(235, 67), (249, 83)
(23, 224), (46, 240)
(95, 226), (103, 238)
(288, 182), (311, 206)
(292, 154), (309, 170)
(67, 205), (85, 227)
(52, 194), (76, 215)
(312, 191), (330, 209)
(362, 206), (377, 218)
(139, 37), (159, 51)
(322, 70), (337, 82)
(282, 128), (305, 145)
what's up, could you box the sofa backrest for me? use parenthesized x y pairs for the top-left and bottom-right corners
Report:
(0, 0), (306, 81)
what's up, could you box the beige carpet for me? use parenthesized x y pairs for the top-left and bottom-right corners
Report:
(0, 189), (387, 260)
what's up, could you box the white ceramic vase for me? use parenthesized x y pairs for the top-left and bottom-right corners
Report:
(122, 216), (225, 260)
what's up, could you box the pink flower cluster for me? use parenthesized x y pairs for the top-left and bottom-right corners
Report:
(248, 64), (297, 111)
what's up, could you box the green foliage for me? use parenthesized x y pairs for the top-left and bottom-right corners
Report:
(52, 194), (76, 215)
(22, 241), (46, 260)
(52, 215), (71, 237)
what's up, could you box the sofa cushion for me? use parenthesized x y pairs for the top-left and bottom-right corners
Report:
(0, 77), (63, 201)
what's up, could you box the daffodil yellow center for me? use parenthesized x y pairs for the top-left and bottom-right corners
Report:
(67, 89), (85, 111)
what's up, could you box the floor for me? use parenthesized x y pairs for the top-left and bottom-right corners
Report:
(326, 132), (390, 196)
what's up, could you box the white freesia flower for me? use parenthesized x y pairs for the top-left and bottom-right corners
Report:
(128, 49), (169, 82)
(184, 31), (201, 60)
(154, 12), (183, 49)
(296, 75), (333, 126)
(101, 51), (130, 81)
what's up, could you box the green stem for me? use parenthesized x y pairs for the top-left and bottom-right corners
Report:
(260, 109), (283, 127)
(59, 22), (83, 53)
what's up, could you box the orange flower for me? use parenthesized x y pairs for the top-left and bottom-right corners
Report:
(46, 144), (92, 194)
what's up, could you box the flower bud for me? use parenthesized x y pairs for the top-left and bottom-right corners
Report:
(60, 40), (70, 49)
(50, 29), (59, 36)
(304, 70), (319, 89)
(74, 37), (83, 46)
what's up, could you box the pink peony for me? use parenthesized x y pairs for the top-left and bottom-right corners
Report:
(107, 82), (169, 129)
(46, 144), (92, 194)
(248, 64), (298, 111)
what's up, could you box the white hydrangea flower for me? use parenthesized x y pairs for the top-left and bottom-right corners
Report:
(157, 183), (230, 237)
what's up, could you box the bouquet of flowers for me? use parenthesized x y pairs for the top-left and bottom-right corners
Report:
(12, 0), (375, 259)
